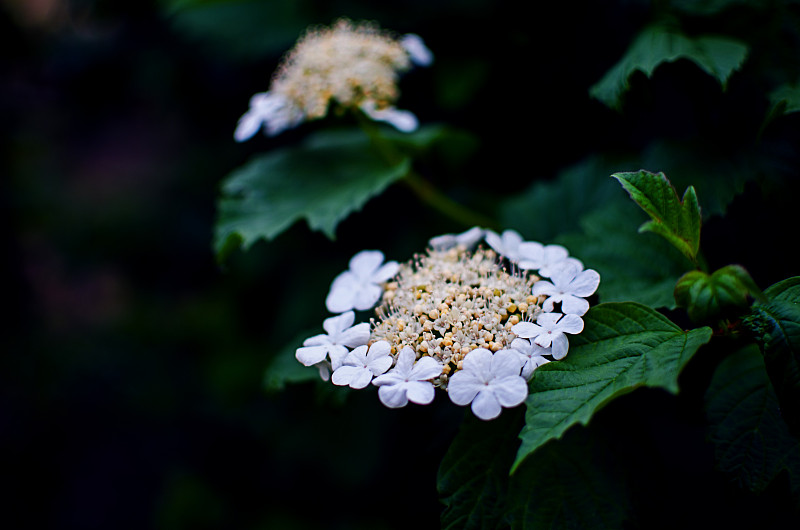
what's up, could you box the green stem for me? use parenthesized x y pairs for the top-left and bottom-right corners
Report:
(353, 109), (499, 230)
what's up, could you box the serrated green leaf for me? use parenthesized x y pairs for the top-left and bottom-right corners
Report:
(613, 170), (702, 264)
(590, 26), (748, 109)
(769, 82), (800, 116)
(557, 201), (690, 308)
(438, 410), (522, 530)
(674, 265), (763, 322)
(512, 302), (712, 472)
(506, 428), (630, 530)
(746, 278), (800, 436)
(214, 129), (410, 260)
(705, 345), (800, 504)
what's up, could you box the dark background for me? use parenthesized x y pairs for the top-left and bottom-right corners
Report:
(2, 0), (799, 528)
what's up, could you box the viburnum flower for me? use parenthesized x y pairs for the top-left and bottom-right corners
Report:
(326, 250), (400, 313)
(371, 346), (443, 408)
(296, 229), (599, 419)
(332, 341), (393, 389)
(234, 18), (431, 140)
(512, 313), (584, 360)
(484, 229), (524, 262)
(532, 261), (600, 316)
(447, 348), (529, 420)
(295, 311), (370, 375)
(508, 338), (551, 380)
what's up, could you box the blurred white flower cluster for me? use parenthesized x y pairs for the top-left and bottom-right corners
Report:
(235, 19), (432, 141)
(296, 228), (600, 420)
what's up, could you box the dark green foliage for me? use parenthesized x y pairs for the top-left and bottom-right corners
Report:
(675, 265), (763, 323)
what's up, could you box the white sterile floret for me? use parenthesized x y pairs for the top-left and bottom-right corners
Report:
(332, 341), (393, 389)
(234, 91), (304, 141)
(371, 346), (443, 408)
(484, 229), (525, 262)
(516, 242), (583, 278)
(360, 100), (418, 132)
(447, 348), (529, 420)
(512, 313), (584, 360)
(234, 19), (431, 139)
(508, 338), (551, 380)
(326, 250), (400, 313)
(428, 226), (485, 251)
(400, 33), (434, 66)
(532, 261), (600, 316)
(295, 311), (370, 374)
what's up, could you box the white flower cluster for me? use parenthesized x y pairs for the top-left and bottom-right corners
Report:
(235, 19), (432, 141)
(295, 228), (600, 420)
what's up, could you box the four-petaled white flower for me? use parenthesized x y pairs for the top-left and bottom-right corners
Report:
(512, 313), (584, 360)
(447, 348), (529, 420)
(234, 91), (303, 141)
(517, 242), (582, 278)
(484, 229), (525, 262)
(428, 226), (485, 251)
(295, 311), (370, 373)
(371, 346), (443, 408)
(326, 250), (400, 313)
(532, 261), (600, 316)
(508, 338), (551, 380)
(332, 341), (393, 389)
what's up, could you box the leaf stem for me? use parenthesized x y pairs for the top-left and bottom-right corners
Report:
(353, 110), (498, 230)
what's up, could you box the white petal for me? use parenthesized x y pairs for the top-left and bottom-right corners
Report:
(302, 333), (331, 347)
(349, 367), (374, 389)
(484, 230), (503, 255)
(393, 346), (416, 375)
(533, 332), (555, 349)
(378, 385), (409, 408)
(401, 33), (434, 66)
(409, 356), (444, 380)
(491, 350), (522, 378)
(456, 227), (485, 248)
(372, 261), (400, 283)
(512, 322), (542, 339)
(535, 312), (562, 329)
(471, 390), (502, 420)
(337, 322), (371, 348)
(532, 280), (557, 297)
(361, 102), (419, 132)
(331, 365), (363, 386)
(570, 269), (601, 298)
(540, 257), (583, 279)
(491, 376), (528, 407)
(461, 348), (493, 377)
(234, 111), (263, 142)
(556, 314), (585, 334)
(349, 250), (384, 278)
(328, 345), (349, 371)
(447, 371), (483, 405)
(405, 381), (435, 405)
(517, 241), (544, 270)
(560, 295), (590, 316)
(295, 345), (328, 366)
(428, 234), (457, 251)
(353, 283), (382, 311)
(316, 362), (331, 381)
(322, 311), (355, 336)
(551, 334), (570, 360)
(325, 272), (359, 313)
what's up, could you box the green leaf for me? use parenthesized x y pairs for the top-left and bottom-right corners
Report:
(438, 410), (522, 530)
(262, 330), (321, 393)
(745, 277), (800, 436)
(674, 265), (764, 322)
(590, 26), (748, 109)
(557, 201), (690, 308)
(612, 170), (702, 264)
(769, 82), (800, 116)
(501, 156), (630, 242)
(214, 129), (410, 260)
(512, 302), (713, 472)
(705, 345), (800, 504)
(506, 428), (630, 530)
